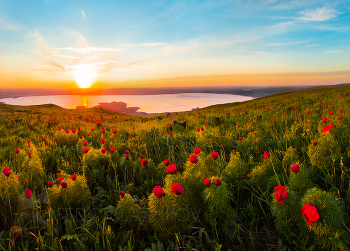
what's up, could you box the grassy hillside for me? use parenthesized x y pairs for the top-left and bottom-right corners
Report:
(1, 85), (350, 250)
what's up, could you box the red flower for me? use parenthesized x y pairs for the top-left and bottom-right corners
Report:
(87, 133), (89, 136)
(238, 137), (243, 141)
(322, 126), (331, 134)
(338, 115), (342, 120)
(164, 159), (170, 166)
(263, 151), (270, 159)
(28, 152), (32, 157)
(290, 164), (300, 173)
(322, 117), (327, 123)
(61, 181), (67, 188)
(83, 147), (89, 153)
(141, 158), (148, 166)
(305, 120), (308, 124)
(307, 111), (310, 115)
(201, 127), (204, 131)
(328, 111), (333, 115)
(196, 128), (200, 132)
(101, 138), (105, 144)
(274, 184), (287, 205)
(153, 186), (165, 198)
(101, 129), (105, 134)
(77, 127), (80, 130)
(339, 109), (343, 113)
(58, 127), (61, 131)
(312, 141), (317, 146)
(302, 204), (319, 225)
(57, 169), (61, 173)
(84, 141), (87, 146)
(204, 178), (211, 187)
(125, 155), (129, 160)
(65, 129), (69, 134)
(72, 129), (76, 133)
(3, 167), (11, 177)
(101, 148), (106, 154)
(25, 189), (32, 199)
(140, 155), (144, 159)
(214, 178), (221, 186)
(125, 150), (129, 154)
(15, 149), (20, 154)
(171, 183), (184, 195)
(91, 128), (94, 131)
(189, 154), (198, 163)
(110, 148), (115, 153)
(120, 191), (125, 197)
(79, 135), (83, 139)
(57, 176), (63, 184)
(211, 151), (219, 160)
(70, 174), (77, 181)
(166, 163), (177, 174)
(112, 129), (117, 134)
(48, 180), (53, 187)
(193, 148), (201, 154)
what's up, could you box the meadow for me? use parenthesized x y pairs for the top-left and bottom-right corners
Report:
(1, 85), (350, 250)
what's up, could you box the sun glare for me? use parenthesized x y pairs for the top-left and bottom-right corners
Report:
(73, 64), (98, 88)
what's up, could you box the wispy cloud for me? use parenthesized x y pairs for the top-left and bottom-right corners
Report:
(118, 43), (165, 48)
(81, 10), (86, 20)
(298, 6), (340, 21)
(325, 50), (342, 53)
(59, 47), (122, 54)
(0, 14), (26, 31)
(264, 40), (308, 46)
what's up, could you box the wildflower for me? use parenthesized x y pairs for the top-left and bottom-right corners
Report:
(84, 141), (87, 146)
(302, 204), (319, 225)
(101, 138), (105, 144)
(328, 111), (333, 115)
(70, 174), (76, 181)
(189, 154), (198, 163)
(57, 177), (63, 184)
(171, 183), (184, 195)
(101, 148), (106, 154)
(204, 178), (211, 187)
(196, 128), (200, 132)
(125, 155), (129, 160)
(91, 128), (94, 131)
(28, 152), (32, 157)
(77, 127), (80, 130)
(290, 164), (300, 173)
(125, 150), (129, 154)
(79, 135), (83, 139)
(307, 111), (310, 115)
(238, 137), (243, 141)
(166, 163), (177, 174)
(140, 155), (144, 159)
(58, 127), (61, 131)
(211, 151), (219, 160)
(83, 147), (89, 153)
(57, 169), (61, 173)
(201, 127), (204, 131)
(110, 148), (115, 153)
(322, 117), (327, 123)
(15, 149), (20, 154)
(312, 141), (317, 146)
(72, 129), (76, 133)
(274, 184), (287, 205)
(322, 126), (331, 134)
(65, 129), (69, 134)
(112, 129), (117, 134)
(141, 158), (148, 166)
(214, 178), (222, 186)
(101, 129), (105, 133)
(120, 191), (125, 197)
(164, 159), (170, 166)
(3, 167), (11, 177)
(48, 181), (53, 187)
(61, 181), (67, 188)
(339, 109), (343, 113)
(193, 148), (201, 154)
(263, 151), (270, 159)
(25, 189), (32, 199)
(153, 186), (165, 198)
(338, 115), (342, 120)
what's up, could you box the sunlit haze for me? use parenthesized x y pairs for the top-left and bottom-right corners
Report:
(0, 0), (350, 88)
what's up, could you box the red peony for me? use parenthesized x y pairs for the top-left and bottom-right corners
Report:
(171, 183), (184, 195)
(101, 148), (106, 154)
(120, 191), (125, 197)
(61, 181), (67, 188)
(83, 147), (89, 153)
(274, 184), (287, 205)
(141, 158), (148, 166)
(164, 159), (170, 166)
(302, 204), (319, 225)
(290, 164), (300, 173)
(48, 180), (53, 187)
(189, 154), (198, 163)
(153, 186), (165, 198)
(70, 174), (76, 181)
(193, 148), (201, 154)
(125, 155), (129, 160)
(112, 129), (117, 134)
(3, 167), (11, 177)
(204, 178), (211, 187)
(211, 151), (219, 160)
(214, 178), (221, 186)
(110, 148), (115, 153)
(57, 176), (63, 184)
(166, 163), (177, 174)
(25, 189), (32, 199)
(263, 151), (270, 159)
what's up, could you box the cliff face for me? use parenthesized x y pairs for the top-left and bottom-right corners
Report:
(91, 101), (148, 116)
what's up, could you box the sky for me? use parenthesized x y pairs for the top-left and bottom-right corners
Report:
(0, 0), (350, 89)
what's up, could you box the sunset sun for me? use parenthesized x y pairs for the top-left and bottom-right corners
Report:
(73, 64), (98, 88)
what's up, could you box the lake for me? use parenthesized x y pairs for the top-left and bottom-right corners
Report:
(0, 93), (253, 114)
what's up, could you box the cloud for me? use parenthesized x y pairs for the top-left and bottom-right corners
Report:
(298, 6), (340, 21)
(264, 40), (307, 46)
(59, 47), (122, 54)
(0, 14), (26, 31)
(118, 43), (165, 48)
(81, 10), (86, 19)
(325, 50), (342, 53)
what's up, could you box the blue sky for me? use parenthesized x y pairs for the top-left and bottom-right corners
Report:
(0, 0), (350, 88)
